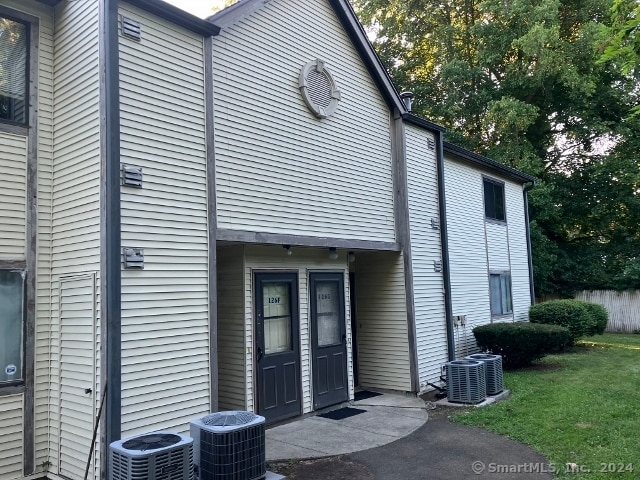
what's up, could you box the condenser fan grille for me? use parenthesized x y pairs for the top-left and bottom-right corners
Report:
(201, 411), (259, 427)
(122, 433), (182, 451)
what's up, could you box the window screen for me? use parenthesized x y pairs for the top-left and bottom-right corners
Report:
(0, 270), (24, 383)
(0, 16), (28, 124)
(489, 272), (512, 316)
(483, 179), (506, 221)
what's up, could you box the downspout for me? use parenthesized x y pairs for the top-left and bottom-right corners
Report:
(435, 131), (455, 361)
(523, 182), (536, 305)
(103, 0), (121, 460)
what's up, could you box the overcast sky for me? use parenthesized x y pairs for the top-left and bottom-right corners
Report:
(163, 0), (227, 18)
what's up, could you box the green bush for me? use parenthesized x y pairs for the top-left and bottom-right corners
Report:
(473, 322), (572, 368)
(529, 299), (596, 343)
(579, 301), (608, 335)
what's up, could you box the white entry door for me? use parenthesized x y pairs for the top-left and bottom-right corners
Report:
(59, 274), (97, 479)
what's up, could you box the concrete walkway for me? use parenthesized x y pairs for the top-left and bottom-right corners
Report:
(266, 392), (428, 460)
(266, 391), (553, 480)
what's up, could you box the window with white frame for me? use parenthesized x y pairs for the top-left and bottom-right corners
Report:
(0, 270), (25, 384)
(0, 14), (28, 125)
(483, 178), (506, 222)
(490, 272), (512, 316)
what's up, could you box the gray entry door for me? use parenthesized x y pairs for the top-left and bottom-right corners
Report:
(255, 272), (301, 423)
(310, 272), (349, 410)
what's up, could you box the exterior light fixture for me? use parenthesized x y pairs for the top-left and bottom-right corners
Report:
(328, 247), (338, 260)
(283, 244), (292, 256)
(348, 251), (356, 263)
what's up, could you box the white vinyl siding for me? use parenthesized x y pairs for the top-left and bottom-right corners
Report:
(0, 395), (23, 479)
(217, 245), (246, 410)
(50, 0), (102, 476)
(444, 157), (491, 356)
(213, 0), (394, 242)
(118, 4), (210, 438)
(58, 275), (97, 480)
(0, 133), (27, 260)
(405, 125), (448, 386)
(505, 182), (531, 321)
(486, 222), (510, 271)
(1, 1), (56, 472)
(34, 5), (55, 471)
(354, 252), (411, 392)
(243, 245), (352, 414)
(445, 155), (532, 355)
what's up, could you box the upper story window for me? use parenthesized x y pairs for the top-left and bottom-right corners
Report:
(0, 15), (28, 125)
(483, 178), (506, 222)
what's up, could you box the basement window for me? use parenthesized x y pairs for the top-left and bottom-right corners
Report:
(0, 15), (28, 125)
(0, 270), (25, 384)
(483, 178), (506, 222)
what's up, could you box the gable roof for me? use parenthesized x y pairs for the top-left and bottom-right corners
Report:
(443, 141), (536, 184)
(207, 0), (407, 113)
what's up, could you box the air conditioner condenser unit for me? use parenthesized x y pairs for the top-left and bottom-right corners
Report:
(190, 411), (266, 480)
(446, 359), (486, 404)
(109, 431), (193, 480)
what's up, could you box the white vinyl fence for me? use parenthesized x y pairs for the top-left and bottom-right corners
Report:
(575, 290), (640, 333)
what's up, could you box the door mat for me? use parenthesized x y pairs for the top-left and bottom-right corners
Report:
(354, 390), (383, 401)
(318, 407), (367, 420)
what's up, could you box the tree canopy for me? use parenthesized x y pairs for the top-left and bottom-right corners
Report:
(353, 0), (640, 295)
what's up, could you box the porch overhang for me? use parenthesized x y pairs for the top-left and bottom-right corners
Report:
(216, 229), (401, 252)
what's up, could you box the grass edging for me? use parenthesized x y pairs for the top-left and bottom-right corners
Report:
(451, 334), (640, 479)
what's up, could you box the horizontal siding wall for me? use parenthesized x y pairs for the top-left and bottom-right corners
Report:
(443, 157), (491, 357)
(486, 222), (510, 271)
(33, 1), (55, 471)
(0, 133), (27, 260)
(0, 395), (23, 480)
(217, 246), (246, 410)
(445, 156), (532, 356)
(404, 125), (448, 386)
(213, 0), (395, 242)
(51, 0), (102, 476)
(354, 252), (411, 391)
(243, 245), (351, 414)
(119, 4), (210, 437)
(1, 1), (56, 475)
(505, 182), (531, 321)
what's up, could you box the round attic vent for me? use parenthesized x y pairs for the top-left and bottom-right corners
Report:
(299, 59), (341, 119)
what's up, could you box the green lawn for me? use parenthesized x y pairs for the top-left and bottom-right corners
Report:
(453, 333), (640, 479)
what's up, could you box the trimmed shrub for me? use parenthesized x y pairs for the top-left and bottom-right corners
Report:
(473, 322), (572, 368)
(529, 299), (596, 343)
(579, 301), (608, 335)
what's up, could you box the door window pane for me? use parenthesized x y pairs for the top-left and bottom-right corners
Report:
(316, 282), (340, 346)
(263, 282), (291, 354)
(0, 16), (28, 124)
(0, 270), (24, 383)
